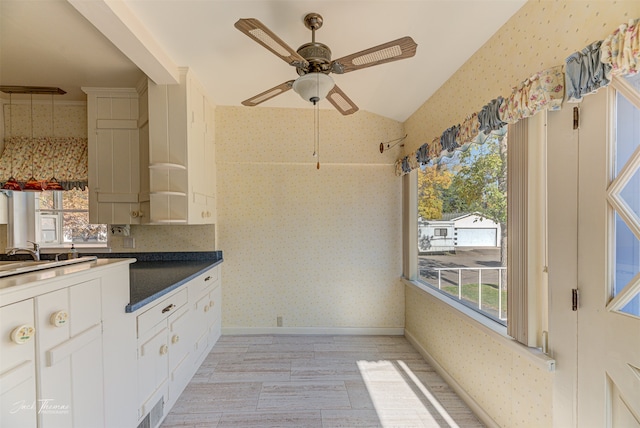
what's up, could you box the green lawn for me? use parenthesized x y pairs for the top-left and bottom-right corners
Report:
(442, 283), (507, 316)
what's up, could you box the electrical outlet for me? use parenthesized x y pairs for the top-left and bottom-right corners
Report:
(277, 316), (283, 327)
(111, 225), (130, 236)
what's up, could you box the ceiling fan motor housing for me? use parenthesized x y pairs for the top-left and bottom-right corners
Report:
(296, 42), (332, 75)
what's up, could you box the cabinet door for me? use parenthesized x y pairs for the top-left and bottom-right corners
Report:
(187, 77), (208, 224)
(36, 279), (104, 428)
(137, 322), (169, 420)
(167, 305), (192, 406)
(86, 89), (141, 224)
(0, 299), (36, 428)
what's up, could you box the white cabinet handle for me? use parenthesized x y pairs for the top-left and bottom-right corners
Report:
(11, 325), (35, 345)
(50, 310), (69, 327)
(159, 344), (168, 355)
(171, 335), (180, 344)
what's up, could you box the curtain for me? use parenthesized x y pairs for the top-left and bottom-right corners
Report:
(0, 136), (88, 190)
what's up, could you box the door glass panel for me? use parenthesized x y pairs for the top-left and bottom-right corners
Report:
(615, 212), (640, 316)
(615, 86), (640, 175)
(612, 84), (640, 317)
(620, 169), (640, 219)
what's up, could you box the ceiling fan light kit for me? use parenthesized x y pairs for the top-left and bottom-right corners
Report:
(292, 73), (334, 104)
(235, 12), (417, 116)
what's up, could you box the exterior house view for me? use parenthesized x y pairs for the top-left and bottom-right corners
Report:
(1, 1), (639, 428)
(419, 213), (501, 253)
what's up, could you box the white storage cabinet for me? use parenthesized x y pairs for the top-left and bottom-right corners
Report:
(84, 87), (142, 224)
(144, 68), (216, 225)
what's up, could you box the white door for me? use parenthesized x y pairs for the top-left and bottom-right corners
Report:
(577, 77), (640, 427)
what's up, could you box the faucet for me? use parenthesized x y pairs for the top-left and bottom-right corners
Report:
(6, 241), (41, 261)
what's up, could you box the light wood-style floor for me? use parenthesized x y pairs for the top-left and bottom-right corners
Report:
(161, 335), (484, 428)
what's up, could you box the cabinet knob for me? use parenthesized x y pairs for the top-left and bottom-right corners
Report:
(50, 310), (69, 327)
(171, 335), (180, 344)
(11, 325), (35, 345)
(204, 304), (210, 313)
(209, 300), (214, 309)
(159, 344), (168, 355)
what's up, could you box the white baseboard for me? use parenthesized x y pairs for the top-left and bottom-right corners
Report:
(222, 326), (405, 336)
(404, 329), (499, 428)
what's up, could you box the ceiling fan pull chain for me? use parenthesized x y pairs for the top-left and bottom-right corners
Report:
(316, 101), (320, 170)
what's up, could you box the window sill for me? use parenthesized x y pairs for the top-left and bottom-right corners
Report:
(403, 277), (556, 372)
(40, 246), (111, 254)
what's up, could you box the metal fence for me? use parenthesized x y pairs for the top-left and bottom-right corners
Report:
(430, 266), (507, 321)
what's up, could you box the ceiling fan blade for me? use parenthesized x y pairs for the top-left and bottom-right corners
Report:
(331, 36), (417, 74)
(241, 80), (295, 107)
(326, 85), (359, 115)
(235, 18), (308, 68)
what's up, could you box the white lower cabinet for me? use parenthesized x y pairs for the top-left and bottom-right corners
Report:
(0, 260), (136, 428)
(136, 264), (222, 428)
(190, 271), (222, 367)
(0, 299), (37, 428)
(35, 278), (104, 428)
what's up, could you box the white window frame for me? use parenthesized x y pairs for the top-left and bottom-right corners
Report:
(404, 114), (549, 349)
(7, 190), (108, 250)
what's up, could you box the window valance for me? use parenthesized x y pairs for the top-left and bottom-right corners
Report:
(0, 136), (88, 190)
(395, 17), (639, 176)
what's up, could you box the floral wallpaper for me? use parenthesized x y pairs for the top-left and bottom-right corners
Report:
(217, 106), (405, 330)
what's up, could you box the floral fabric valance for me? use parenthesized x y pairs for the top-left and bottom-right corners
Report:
(0, 136), (88, 190)
(395, 17), (640, 177)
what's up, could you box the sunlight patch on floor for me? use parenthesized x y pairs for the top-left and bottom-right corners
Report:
(357, 359), (461, 428)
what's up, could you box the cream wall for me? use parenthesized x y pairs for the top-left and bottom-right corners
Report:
(404, 0), (640, 154)
(216, 106), (404, 331)
(403, 1), (640, 427)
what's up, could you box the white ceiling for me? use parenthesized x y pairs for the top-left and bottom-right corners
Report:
(1, 0), (526, 122)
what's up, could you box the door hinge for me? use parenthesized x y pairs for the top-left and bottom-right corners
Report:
(573, 107), (579, 130)
(572, 288), (579, 311)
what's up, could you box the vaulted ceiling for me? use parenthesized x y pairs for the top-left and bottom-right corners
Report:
(1, 0), (526, 122)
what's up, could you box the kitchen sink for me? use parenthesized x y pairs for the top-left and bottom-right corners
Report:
(0, 256), (98, 279)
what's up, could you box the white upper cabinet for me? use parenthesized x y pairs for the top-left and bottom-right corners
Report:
(84, 88), (142, 225)
(142, 68), (216, 225)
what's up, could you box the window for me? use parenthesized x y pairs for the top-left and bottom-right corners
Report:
(35, 189), (107, 246)
(6, 188), (107, 249)
(433, 228), (448, 237)
(417, 132), (508, 325)
(406, 117), (546, 347)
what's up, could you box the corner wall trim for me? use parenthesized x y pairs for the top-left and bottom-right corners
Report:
(222, 327), (405, 336)
(404, 329), (500, 428)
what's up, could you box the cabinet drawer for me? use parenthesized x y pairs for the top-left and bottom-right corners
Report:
(189, 266), (219, 298)
(137, 288), (187, 337)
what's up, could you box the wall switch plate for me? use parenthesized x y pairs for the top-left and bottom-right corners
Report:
(123, 237), (135, 248)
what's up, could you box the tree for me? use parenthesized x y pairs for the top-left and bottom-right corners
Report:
(449, 136), (507, 224)
(417, 164), (453, 220)
(447, 135), (508, 268)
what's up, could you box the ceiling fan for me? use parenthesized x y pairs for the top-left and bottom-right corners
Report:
(235, 13), (418, 115)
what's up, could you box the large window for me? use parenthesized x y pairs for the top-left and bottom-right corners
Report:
(33, 189), (107, 246)
(417, 132), (508, 324)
